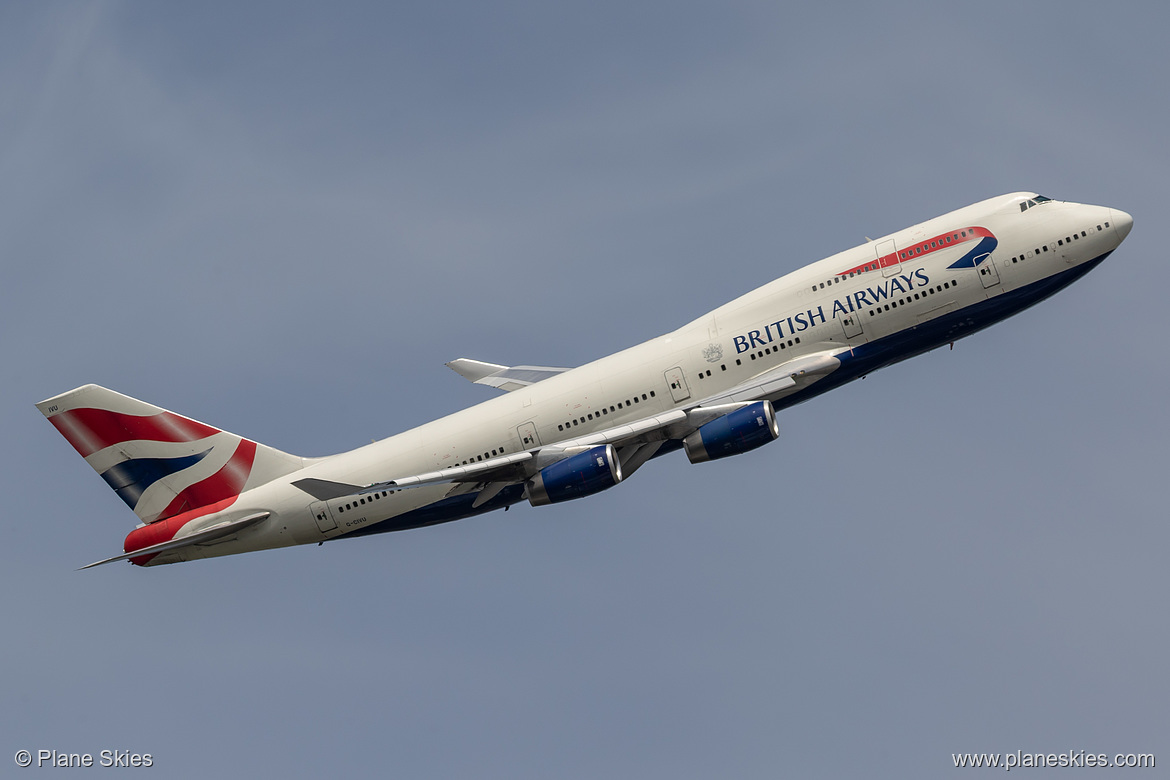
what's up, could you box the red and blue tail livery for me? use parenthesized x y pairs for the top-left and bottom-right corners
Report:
(38, 385), (303, 566)
(37, 193), (1132, 568)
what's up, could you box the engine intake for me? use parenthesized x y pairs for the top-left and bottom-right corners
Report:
(684, 401), (779, 464)
(527, 444), (623, 506)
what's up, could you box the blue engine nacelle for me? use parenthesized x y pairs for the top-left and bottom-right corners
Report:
(683, 400), (779, 464)
(527, 444), (623, 506)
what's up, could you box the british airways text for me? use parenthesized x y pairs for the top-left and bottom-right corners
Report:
(732, 268), (930, 354)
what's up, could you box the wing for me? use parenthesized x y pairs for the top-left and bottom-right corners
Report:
(546, 350), (843, 452)
(307, 349), (847, 500)
(446, 358), (573, 392)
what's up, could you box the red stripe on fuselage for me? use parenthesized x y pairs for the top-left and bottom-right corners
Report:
(836, 226), (994, 278)
(49, 408), (221, 458)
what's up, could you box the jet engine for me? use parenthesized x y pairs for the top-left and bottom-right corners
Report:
(683, 400), (779, 464)
(527, 444), (623, 506)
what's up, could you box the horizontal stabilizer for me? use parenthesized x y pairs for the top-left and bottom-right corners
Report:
(291, 478), (364, 501)
(80, 512), (270, 570)
(446, 359), (572, 393)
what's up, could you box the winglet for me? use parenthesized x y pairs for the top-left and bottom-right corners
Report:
(446, 359), (509, 383)
(446, 359), (573, 393)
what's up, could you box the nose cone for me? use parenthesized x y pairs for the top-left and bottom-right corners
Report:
(1110, 209), (1134, 243)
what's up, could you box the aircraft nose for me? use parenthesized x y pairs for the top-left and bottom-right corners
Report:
(1110, 209), (1133, 243)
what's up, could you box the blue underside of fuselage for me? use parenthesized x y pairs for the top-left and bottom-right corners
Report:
(336, 253), (1108, 541)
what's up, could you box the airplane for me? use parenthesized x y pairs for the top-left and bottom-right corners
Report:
(37, 192), (1133, 568)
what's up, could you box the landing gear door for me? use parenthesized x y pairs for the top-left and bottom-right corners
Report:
(665, 366), (691, 403)
(311, 501), (336, 533)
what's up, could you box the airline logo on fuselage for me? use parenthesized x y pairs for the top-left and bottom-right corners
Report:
(732, 268), (930, 353)
(730, 226), (1000, 354)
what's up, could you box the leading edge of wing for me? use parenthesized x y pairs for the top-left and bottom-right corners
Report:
(694, 350), (842, 407)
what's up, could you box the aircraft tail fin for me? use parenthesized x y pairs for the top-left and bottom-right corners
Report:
(36, 384), (305, 524)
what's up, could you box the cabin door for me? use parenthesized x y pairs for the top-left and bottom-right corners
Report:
(977, 255), (1001, 288)
(840, 312), (864, 340)
(311, 501), (336, 533)
(665, 366), (691, 403)
(877, 239), (899, 278)
(517, 421), (541, 448)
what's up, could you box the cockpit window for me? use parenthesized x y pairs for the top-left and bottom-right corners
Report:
(1020, 194), (1053, 212)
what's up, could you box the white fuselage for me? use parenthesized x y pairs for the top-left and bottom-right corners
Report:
(169, 192), (1131, 563)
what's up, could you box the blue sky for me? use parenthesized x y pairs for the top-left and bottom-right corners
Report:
(3, 2), (1167, 777)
